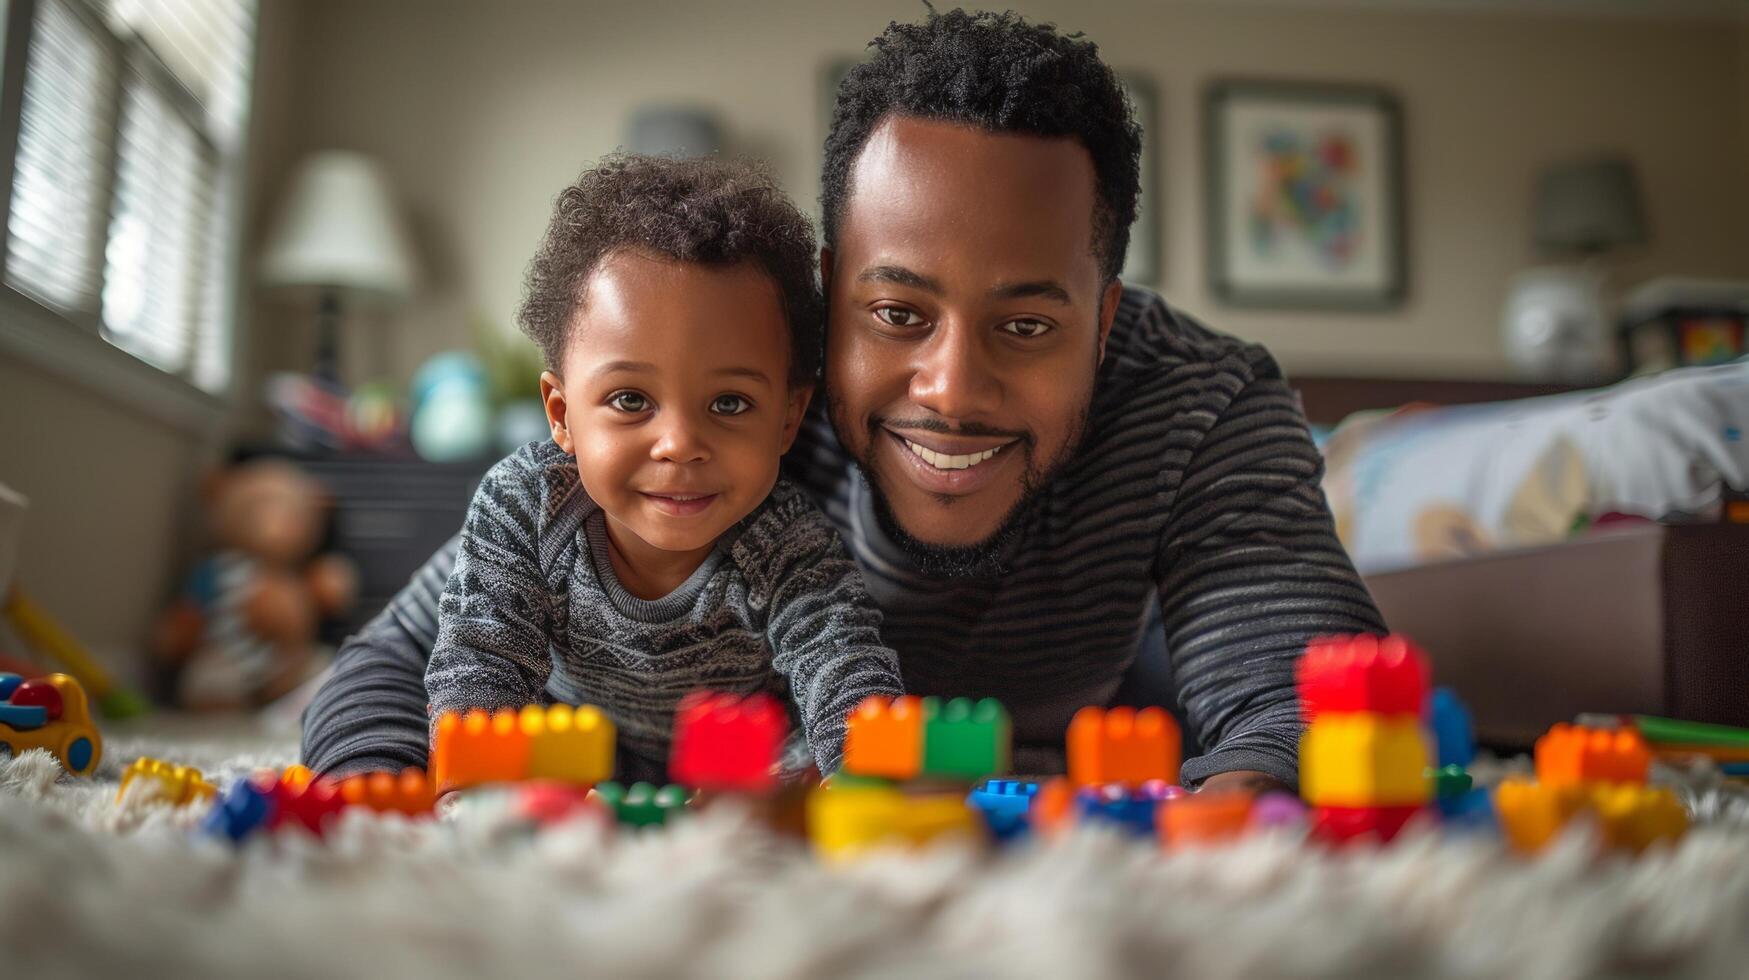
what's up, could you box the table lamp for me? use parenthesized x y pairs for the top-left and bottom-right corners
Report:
(258, 151), (418, 383)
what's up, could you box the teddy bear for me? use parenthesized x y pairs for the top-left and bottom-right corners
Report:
(152, 458), (357, 710)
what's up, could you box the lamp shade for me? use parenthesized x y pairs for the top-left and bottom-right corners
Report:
(258, 151), (418, 299)
(1531, 156), (1647, 256)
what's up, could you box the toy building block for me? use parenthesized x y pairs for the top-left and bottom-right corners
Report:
(117, 756), (216, 807)
(592, 781), (690, 827)
(1587, 784), (1688, 853)
(432, 708), (531, 793)
(1309, 804), (1423, 845)
(967, 780), (1039, 842)
(203, 780), (276, 843)
(1067, 706), (1181, 788)
(1494, 778), (1589, 854)
(337, 769), (437, 816)
(1028, 777), (1077, 836)
(1074, 783), (1166, 836)
(0, 672), (101, 776)
(1535, 724), (1650, 787)
(1248, 792), (1309, 830)
(807, 782), (983, 860)
(1300, 714), (1432, 807)
(1158, 792), (1256, 850)
(1427, 688), (1476, 769)
(281, 764), (317, 792)
(669, 691), (786, 792)
(523, 703), (615, 786)
(1297, 634), (1428, 720)
(921, 697), (1010, 780)
(843, 694), (925, 780)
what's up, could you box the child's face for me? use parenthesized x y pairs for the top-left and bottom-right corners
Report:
(540, 251), (812, 559)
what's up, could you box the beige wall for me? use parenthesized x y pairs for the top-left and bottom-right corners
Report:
(256, 0), (1749, 385)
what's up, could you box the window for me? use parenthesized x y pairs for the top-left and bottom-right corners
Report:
(1, 0), (256, 394)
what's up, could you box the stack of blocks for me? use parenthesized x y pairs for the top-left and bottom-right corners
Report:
(1298, 635), (1434, 844)
(1030, 706), (1202, 844)
(811, 695), (1011, 858)
(1494, 723), (1686, 854)
(431, 703), (616, 794)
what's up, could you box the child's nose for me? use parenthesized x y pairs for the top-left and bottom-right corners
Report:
(649, 414), (710, 464)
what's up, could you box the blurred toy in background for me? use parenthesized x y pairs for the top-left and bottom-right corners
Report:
(0, 481), (148, 717)
(266, 372), (409, 455)
(152, 458), (357, 710)
(410, 351), (494, 462)
(0, 672), (102, 776)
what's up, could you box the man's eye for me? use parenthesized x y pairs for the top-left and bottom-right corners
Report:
(874, 307), (923, 328)
(608, 392), (650, 413)
(710, 394), (751, 416)
(1002, 319), (1052, 338)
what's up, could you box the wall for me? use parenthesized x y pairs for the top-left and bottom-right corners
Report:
(254, 0), (1749, 387)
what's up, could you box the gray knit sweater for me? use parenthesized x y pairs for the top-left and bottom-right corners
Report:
(424, 440), (903, 779)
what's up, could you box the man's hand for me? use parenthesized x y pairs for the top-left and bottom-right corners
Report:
(1197, 769), (1288, 795)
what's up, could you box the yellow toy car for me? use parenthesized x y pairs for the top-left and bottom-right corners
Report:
(0, 672), (102, 776)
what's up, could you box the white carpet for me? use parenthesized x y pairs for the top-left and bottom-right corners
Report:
(4, 719), (1749, 980)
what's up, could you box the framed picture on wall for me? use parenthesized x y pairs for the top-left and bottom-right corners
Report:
(1119, 73), (1161, 287)
(1204, 80), (1406, 310)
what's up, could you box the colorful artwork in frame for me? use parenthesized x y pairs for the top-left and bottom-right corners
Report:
(1205, 80), (1406, 310)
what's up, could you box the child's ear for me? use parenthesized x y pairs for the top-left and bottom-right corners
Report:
(779, 384), (814, 454)
(540, 371), (574, 453)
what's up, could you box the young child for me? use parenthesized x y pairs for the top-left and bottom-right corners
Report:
(425, 155), (903, 782)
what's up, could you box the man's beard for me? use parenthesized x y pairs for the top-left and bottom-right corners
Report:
(830, 394), (1091, 580)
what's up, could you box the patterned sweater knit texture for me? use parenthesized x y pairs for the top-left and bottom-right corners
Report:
(424, 442), (903, 779)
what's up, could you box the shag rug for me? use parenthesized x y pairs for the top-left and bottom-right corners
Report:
(5, 718), (1749, 980)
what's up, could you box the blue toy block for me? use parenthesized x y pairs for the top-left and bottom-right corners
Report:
(1437, 787), (1495, 830)
(1074, 783), (1159, 837)
(968, 779), (1038, 843)
(203, 780), (275, 843)
(0, 673), (21, 700)
(1428, 687), (1476, 769)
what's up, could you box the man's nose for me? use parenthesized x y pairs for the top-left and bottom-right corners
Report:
(649, 410), (711, 463)
(908, 320), (1001, 421)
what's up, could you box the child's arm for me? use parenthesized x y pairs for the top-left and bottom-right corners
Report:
(756, 491), (904, 775)
(425, 449), (564, 725)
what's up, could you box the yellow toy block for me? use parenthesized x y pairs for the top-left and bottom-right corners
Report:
(117, 756), (216, 807)
(1494, 778), (1588, 854)
(806, 781), (984, 861)
(1588, 783), (1687, 853)
(1300, 714), (1432, 807)
(522, 703), (615, 785)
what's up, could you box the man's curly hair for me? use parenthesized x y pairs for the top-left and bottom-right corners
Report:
(518, 154), (822, 385)
(822, 8), (1142, 282)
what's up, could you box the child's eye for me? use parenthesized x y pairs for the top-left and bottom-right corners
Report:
(1001, 318), (1053, 338)
(608, 391), (651, 413)
(874, 307), (924, 328)
(711, 394), (752, 416)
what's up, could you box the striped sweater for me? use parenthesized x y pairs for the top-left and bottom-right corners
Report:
(425, 444), (903, 780)
(301, 287), (1383, 785)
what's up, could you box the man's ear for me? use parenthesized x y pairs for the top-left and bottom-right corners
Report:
(1097, 278), (1123, 366)
(540, 370), (573, 454)
(779, 384), (815, 454)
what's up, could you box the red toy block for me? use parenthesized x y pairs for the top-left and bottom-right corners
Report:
(1296, 634), (1428, 720)
(432, 708), (531, 793)
(1067, 706), (1181, 788)
(1309, 803), (1423, 846)
(1535, 724), (1650, 787)
(251, 771), (345, 838)
(670, 691), (788, 792)
(843, 695), (925, 780)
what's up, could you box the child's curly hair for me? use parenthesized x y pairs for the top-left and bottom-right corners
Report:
(518, 154), (822, 385)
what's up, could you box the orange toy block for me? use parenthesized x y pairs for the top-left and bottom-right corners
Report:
(432, 708), (530, 793)
(522, 703), (615, 786)
(1494, 778), (1589, 854)
(1535, 724), (1650, 787)
(1067, 706), (1181, 788)
(338, 768), (438, 816)
(1158, 792), (1255, 850)
(843, 695), (924, 780)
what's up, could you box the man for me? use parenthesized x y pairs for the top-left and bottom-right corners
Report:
(301, 9), (1383, 791)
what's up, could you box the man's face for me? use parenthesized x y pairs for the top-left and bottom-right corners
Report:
(824, 115), (1121, 565)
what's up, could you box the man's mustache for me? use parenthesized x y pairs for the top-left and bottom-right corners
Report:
(870, 415), (1033, 447)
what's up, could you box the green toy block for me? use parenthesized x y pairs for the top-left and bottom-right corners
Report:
(1429, 764), (1472, 799)
(920, 697), (1010, 780)
(593, 781), (690, 827)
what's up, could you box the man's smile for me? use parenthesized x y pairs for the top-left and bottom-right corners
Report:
(879, 426), (1022, 496)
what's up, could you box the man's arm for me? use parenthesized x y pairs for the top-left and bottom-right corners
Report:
(300, 538), (456, 776)
(1157, 370), (1385, 789)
